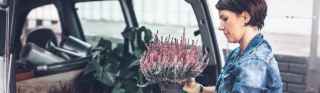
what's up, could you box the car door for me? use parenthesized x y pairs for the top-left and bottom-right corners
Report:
(0, 4), (7, 93)
(1, 0), (14, 92)
(187, 0), (223, 85)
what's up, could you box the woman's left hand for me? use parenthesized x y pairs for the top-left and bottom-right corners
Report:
(182, 78), (202, 93)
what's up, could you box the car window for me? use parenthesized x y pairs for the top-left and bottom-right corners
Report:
(133, 0), (201, 49)
(21, 4), (61, 47)
(75, 1), (126, 46)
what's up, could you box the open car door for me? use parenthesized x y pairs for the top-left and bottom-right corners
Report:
(187, 0), (223, 84)
(1, 0), (14, 92)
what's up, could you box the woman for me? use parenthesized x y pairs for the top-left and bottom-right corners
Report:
(183, 0), (283, 93)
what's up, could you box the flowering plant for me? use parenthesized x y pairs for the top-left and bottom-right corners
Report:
(139, 33), (209, 84)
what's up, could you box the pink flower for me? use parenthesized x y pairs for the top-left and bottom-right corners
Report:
(140, 33), (208, 83)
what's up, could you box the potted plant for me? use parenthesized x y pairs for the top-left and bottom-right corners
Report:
(139, 33), (209, 93)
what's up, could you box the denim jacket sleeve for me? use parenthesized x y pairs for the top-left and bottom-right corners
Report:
(231, 58), (282, 93)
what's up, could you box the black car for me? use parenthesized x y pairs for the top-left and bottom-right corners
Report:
(0, 0), (222, 93)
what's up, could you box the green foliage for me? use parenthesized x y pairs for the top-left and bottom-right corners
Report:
(76, 26), (153, 93)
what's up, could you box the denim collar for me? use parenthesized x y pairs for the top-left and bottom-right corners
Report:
(241, 33), (264, 56)
(226, 33), (265, 61)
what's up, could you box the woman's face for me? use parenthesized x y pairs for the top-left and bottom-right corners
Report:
(218, 10), (248, 43)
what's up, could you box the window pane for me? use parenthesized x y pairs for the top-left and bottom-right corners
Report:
(23, 4), (61, 46)
(134, 0), (201, 45)
(76, 1), (125, 46)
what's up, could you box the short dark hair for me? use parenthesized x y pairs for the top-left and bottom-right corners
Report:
(216, 0), (267, 29)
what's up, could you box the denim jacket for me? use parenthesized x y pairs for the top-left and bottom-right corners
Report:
(216, 34), (283, 93)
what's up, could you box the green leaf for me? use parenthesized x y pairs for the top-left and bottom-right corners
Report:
(137, 88), (144, 93)
(119, 68), (136, 79)
(112, 88), (126, 93)
(133, 48), (144, 58)
(112, 83), (126, 93)
(79, 26), (154, 93)
(123, 79), (139, 93)
(140, 26), (153, 43)
(82, 59), (100, 76)
(119, 54), (137, 69)
(96, 38), (113, 50)
(127, 59), (139, 69)
(95, 70), (116, 86)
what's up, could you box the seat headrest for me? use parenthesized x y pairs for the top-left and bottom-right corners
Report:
(26, 27), (58, 48)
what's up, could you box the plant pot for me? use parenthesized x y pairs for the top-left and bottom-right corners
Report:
(158, 82), (183, 93)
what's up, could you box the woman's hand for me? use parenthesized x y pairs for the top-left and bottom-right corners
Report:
(182, 78), (202, 93)
(182, 78), (216, 93)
